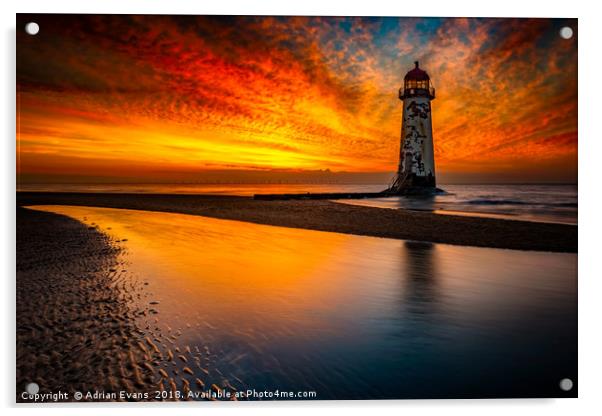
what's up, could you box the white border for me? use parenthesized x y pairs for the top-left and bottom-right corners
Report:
(3, 1), (601, 415)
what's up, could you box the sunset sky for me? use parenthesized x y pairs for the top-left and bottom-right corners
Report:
(17, 15), (577, 184)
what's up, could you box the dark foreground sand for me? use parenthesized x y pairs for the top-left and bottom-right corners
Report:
(18, 192), (576, 252)
(17, 208), (158, 401)
(17, 207), (243, 402)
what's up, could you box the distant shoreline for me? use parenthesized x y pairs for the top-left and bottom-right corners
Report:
(17, 192), (577, 253)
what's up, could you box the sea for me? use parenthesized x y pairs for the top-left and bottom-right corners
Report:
(19, 183), (578, 225)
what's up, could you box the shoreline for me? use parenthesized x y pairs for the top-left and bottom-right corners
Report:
(17, 192), (577, 253)
(16, 207), (159, 401)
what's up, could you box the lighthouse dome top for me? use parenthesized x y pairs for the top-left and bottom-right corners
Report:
(399, 61), (435, 100)
(404, 61), (430, 81)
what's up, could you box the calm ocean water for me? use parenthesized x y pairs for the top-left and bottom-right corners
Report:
(336, 184), (578, 225)
(19, 183), (577, 225)
(29, 206), (578, 399)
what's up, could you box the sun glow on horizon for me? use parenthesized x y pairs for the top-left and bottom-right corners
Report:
(17, 15), (577, 184)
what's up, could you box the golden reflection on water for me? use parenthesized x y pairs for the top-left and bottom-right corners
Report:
(28, 205), (405, 343)
(27, 205), (577, 337)
(26, 205), (577, 398)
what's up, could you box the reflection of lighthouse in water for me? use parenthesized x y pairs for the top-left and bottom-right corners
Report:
(388, 61), (437, 194)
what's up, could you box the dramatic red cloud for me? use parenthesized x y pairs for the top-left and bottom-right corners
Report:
(16, 15), (577, 184)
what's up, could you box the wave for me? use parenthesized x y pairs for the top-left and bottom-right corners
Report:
(467, 199), (577, 208)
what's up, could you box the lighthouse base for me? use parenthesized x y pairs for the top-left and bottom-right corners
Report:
(384, 173), (442, 196)
(383, 186), (444, 196)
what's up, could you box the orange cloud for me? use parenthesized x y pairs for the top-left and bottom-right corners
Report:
(16, 15), (577, 183)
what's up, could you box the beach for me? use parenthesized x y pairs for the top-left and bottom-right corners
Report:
(16, 203), (578, 399)
(17, 192), (577, 252)
(16, 207), (167, 401)
(17, 207), (233, 402)
(15, 191), (578, 400)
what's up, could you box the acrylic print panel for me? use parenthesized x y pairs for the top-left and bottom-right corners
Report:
(16, 14), (577, 402)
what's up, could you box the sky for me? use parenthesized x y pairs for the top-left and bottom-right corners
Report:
(17, 15), (577, 184)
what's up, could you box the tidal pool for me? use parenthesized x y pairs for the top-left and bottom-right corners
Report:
(29, 205), (577, 399)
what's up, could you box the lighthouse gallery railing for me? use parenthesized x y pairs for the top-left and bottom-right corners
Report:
(398, 87), (435, 100)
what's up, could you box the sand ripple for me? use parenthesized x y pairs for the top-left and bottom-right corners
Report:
(17, 208), (238, 402)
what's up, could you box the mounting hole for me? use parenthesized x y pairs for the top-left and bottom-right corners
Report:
(25, 382), (39, 395)
(559, 26), (573, 40)
(559, 378), (573, 391)
(25, 22), (39, 35)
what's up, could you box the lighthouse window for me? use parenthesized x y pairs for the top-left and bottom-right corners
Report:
(417, 80), (428, 89)
(405, 80), (416, 89)
(405, 80), (429, 90)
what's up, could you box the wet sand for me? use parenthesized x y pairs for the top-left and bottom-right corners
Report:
(19, 205), (578, 399)
(17, 192), (576, 252)
(16, 207), (231, 402)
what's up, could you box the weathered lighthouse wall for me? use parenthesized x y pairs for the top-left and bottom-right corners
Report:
(399, 96), (436, 187)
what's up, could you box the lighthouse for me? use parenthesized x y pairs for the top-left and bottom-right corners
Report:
(388, 61), (437, 194)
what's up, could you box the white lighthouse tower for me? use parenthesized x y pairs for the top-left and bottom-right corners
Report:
(388, 61), (437, 194)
